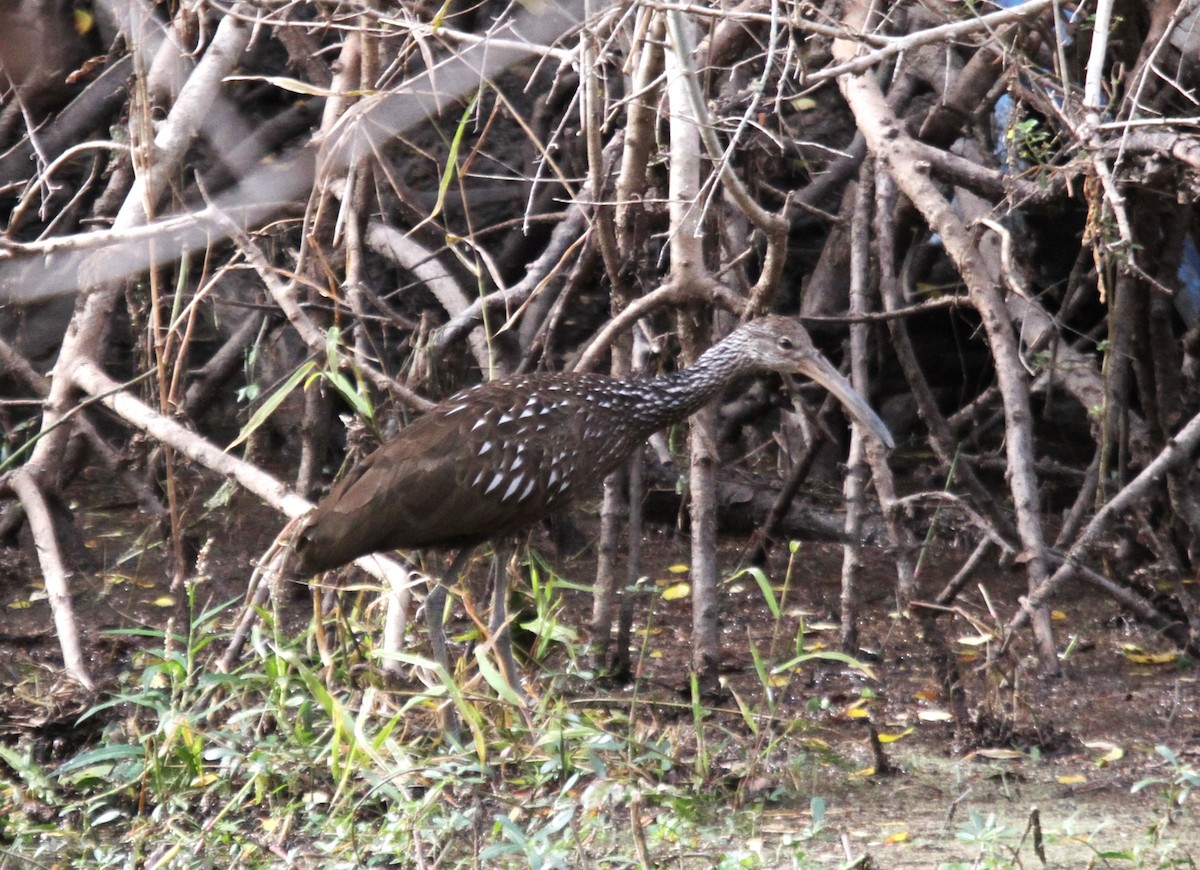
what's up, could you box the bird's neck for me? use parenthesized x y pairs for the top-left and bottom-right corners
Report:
(633, 337), (750, 430)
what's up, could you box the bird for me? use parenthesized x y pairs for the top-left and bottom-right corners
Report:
(292, 315), (894, 692)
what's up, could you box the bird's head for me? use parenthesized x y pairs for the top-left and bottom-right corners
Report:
(738, 316), (895, 449)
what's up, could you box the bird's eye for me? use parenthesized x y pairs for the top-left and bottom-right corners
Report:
(778, 337), (793, 350)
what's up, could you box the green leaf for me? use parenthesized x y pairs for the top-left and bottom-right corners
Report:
(227, 360), (317, 450)
(412, 93), (478, 233)
(322, 368), (374, 422)
(732, 566), (779, 619)
(773, 649), (877, 681)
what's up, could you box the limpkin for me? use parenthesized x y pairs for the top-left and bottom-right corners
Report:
(293, 316), (894, 689)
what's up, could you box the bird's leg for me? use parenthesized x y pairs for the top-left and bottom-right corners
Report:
(488, 542), (528, 701)
(426, 547), (474, 742)
(426, 547), (474, 678)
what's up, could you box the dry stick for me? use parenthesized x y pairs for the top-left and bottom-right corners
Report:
(356, 7), (415, 669)
(591, 13), (663, 672)
(72, 360), (310, 517)
(0, 336), (163, 515)
(855, 170), (918, 603)
(839, 163), (874, 652)
(614, 448), (645, 675)
(834, 3), (1059, 675)
(668, 0), (790, 319)
(365, 221), (490, 371)
(8, 468), (94, 689)
(809, 0), (1058, 85)
(572, 278), (745, 372)
(1058, 557), (1189, 650)
(62, 357), (419, 667)
(183, 308), (267, 417)
(587, 4), (635, 672)
(12, 8), (257, 686)
(664, 10), (723, 687)
(342, 157), (412, 677)
(1004, 406), (1200, 645)
(222, 216), (430, 669)
(933, 538), (1001, 608)
(26, 5), (255, 474)
(747, 397), (834, 563)
(874, 174), (1017, 551)
(3, 1), (590, 304)
(218, 212), (434, 413)
(434, 202), (590, 354)
(1142, 223), (1200, 641)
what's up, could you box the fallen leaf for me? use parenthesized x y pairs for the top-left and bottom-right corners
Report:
(661, 583), (690, 601)
(1083, 740), (1124, 765)
(1121, 646), (1180, 665)
(806, 621), (839, 631)
(972, 748), (1025, 760)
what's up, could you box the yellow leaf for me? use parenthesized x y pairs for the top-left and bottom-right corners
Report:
(1083, 741), (1124, 765)
(73, 9), (94, 35)
(878, 728), (913, 743)
(667, 564), (690, 574)
(1051, 610), (1068, 621)
(883, 831), (909, 844)
(1057, 774), (1087, 785)
(768, 674), (789, 688)
(1122, 647), (1180, 665)
(191, 772), (219, 787)
(649, 650), (663, 659)
(851, 766), (875, 778)
(791, 97), (818, 112)
(7, 600), (31, 610)
(846, 707), (870, 719)
(918, 710), (953, 722)
(661, 583), (690, 601)
(152, 596), (176, 608)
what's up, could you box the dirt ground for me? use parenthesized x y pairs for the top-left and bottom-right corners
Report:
(1, 472), (1198, 866)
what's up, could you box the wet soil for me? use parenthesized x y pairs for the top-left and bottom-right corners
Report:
(1, 469), (1198, 866)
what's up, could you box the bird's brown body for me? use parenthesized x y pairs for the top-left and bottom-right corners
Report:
(295, 371), (700, 570)
(292, 316), (893, 698)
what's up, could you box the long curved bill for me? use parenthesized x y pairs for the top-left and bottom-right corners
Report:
(796, 354), (895, 449)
